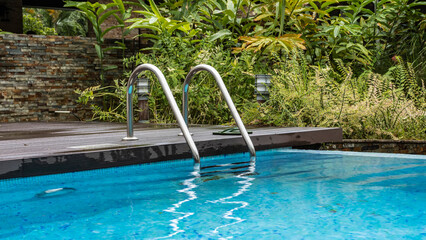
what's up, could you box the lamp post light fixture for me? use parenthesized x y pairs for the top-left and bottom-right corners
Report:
(255, 74), (272, 103)
(137, 77), (150, 123)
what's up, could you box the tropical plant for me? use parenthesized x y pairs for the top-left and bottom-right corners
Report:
(65, 1), (122, 88)
(75, 79), (138, 122)
(313, 17), (372, 67)
(252, 0), (321, 36)
(72, 0), (425, 141)
(196, 0), (254, 41)
(234, 0), (329, 57)
(370, 0), (426, 77)
(241, 52), (425, 140)
(385, 56), (425, 105)
(112, 0), (133, 62)
(23, 9), (57, 35)
(233, 34), (306, 54)
(55, 10), (88, 36)
(126, 0), (193, 43)
(123, 33), (260, 124)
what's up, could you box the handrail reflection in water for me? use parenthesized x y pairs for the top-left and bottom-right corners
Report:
(207, 156), (256, 236)
(154, 165), (200, 239)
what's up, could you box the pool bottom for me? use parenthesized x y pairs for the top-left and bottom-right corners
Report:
(0, 149), (425, 239)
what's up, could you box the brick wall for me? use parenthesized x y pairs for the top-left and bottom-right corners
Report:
(0, 34), (137, 122)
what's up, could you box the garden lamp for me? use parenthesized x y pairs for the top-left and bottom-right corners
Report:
(137, 77), (150, 123)
(255, 74), (272, 103)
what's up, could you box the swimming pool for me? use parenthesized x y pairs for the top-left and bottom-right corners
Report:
(0, 149), (424, 239)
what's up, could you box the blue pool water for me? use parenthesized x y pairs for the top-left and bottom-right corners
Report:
(0, 149), (425, 239)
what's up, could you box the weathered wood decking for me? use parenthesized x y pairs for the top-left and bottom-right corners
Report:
(0, 122), (342, 179)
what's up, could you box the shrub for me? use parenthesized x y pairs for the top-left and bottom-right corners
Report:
(241, 52), (425, 140)
(123, 33), (263, 124)
(23, 12), (57, 35)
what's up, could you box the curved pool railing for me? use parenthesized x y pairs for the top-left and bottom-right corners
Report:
(123, 64), (200, 163)
(182, 64), (256, 157)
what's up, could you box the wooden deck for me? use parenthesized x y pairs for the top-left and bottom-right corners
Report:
(0, 122), (342, 179)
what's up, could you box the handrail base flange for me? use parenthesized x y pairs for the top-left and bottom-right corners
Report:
(178, 132), (193, 136)
(122, 136), (139, 141)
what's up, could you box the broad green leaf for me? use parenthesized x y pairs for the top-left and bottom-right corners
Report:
(148, 0), (162, 17)
(137, 33), (160, 40)
(64, 1), (79, 7)
(95, 44), (103, 59)
(408, 2), (426, 7)
(103, 65), (118, 71)
(224, 9), (236, 19)
(133, 11), (156, 18)
(168, 22), (190, 34)
(227, 0), (235, 12)
(149, 17), (158, 24)
(99, 9), (120, 25)
(114, 0), (125, 13)
(113, 13), (124, 24)
(128, 23), (162, 33)
(334, 26), (341, 38)
(254, 13), (274, 21)
(123, 8), (132, 19)
(84, 11), (98, 27)
(207, 29), (232, 42)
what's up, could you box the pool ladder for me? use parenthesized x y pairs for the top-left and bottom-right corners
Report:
(182, 64), (256, 157)
(123, 64), (255, 163)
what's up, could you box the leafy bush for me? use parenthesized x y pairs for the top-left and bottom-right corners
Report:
(74, 0), (425, 140)
(55, 10), (88, 36)
(75, 79), (138, 122)
(23, 11), (57, 35)
(241, 52), (425, 140)
(123, 32), (262, 124)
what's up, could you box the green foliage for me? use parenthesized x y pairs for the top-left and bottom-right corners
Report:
(385, 56), (425, 104)
(0, 29), (12, 34)
(194, 0), (254, 38)
(23, 11), (57, 35)
(123, 33), (260, 124)
(22, 8), (88, 36)
(127, 0), (194, 42)
(55, 10), (88, 36)
(65, 0), (124, 88)
(73, 0), (425, 140)
(241, 52), (425, 140)
(75, 79), (138, 122)
(65, 1), (119, 44)
(372, 0), (425, 62)
(233, 34), (306, 54)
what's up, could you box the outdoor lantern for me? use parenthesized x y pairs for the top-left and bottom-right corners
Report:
(255, 74), (272, 103)
(137, 77), (150, 122)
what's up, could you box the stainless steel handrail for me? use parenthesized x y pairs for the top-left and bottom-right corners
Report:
(123, 64), (200, 163)
(182, 64), (256, 156)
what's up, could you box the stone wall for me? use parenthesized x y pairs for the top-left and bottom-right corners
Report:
(0, 34), (137, 122)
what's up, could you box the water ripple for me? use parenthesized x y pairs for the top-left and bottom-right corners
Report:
(154, 165), (200, 239)
(207, 157), (256, 237)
